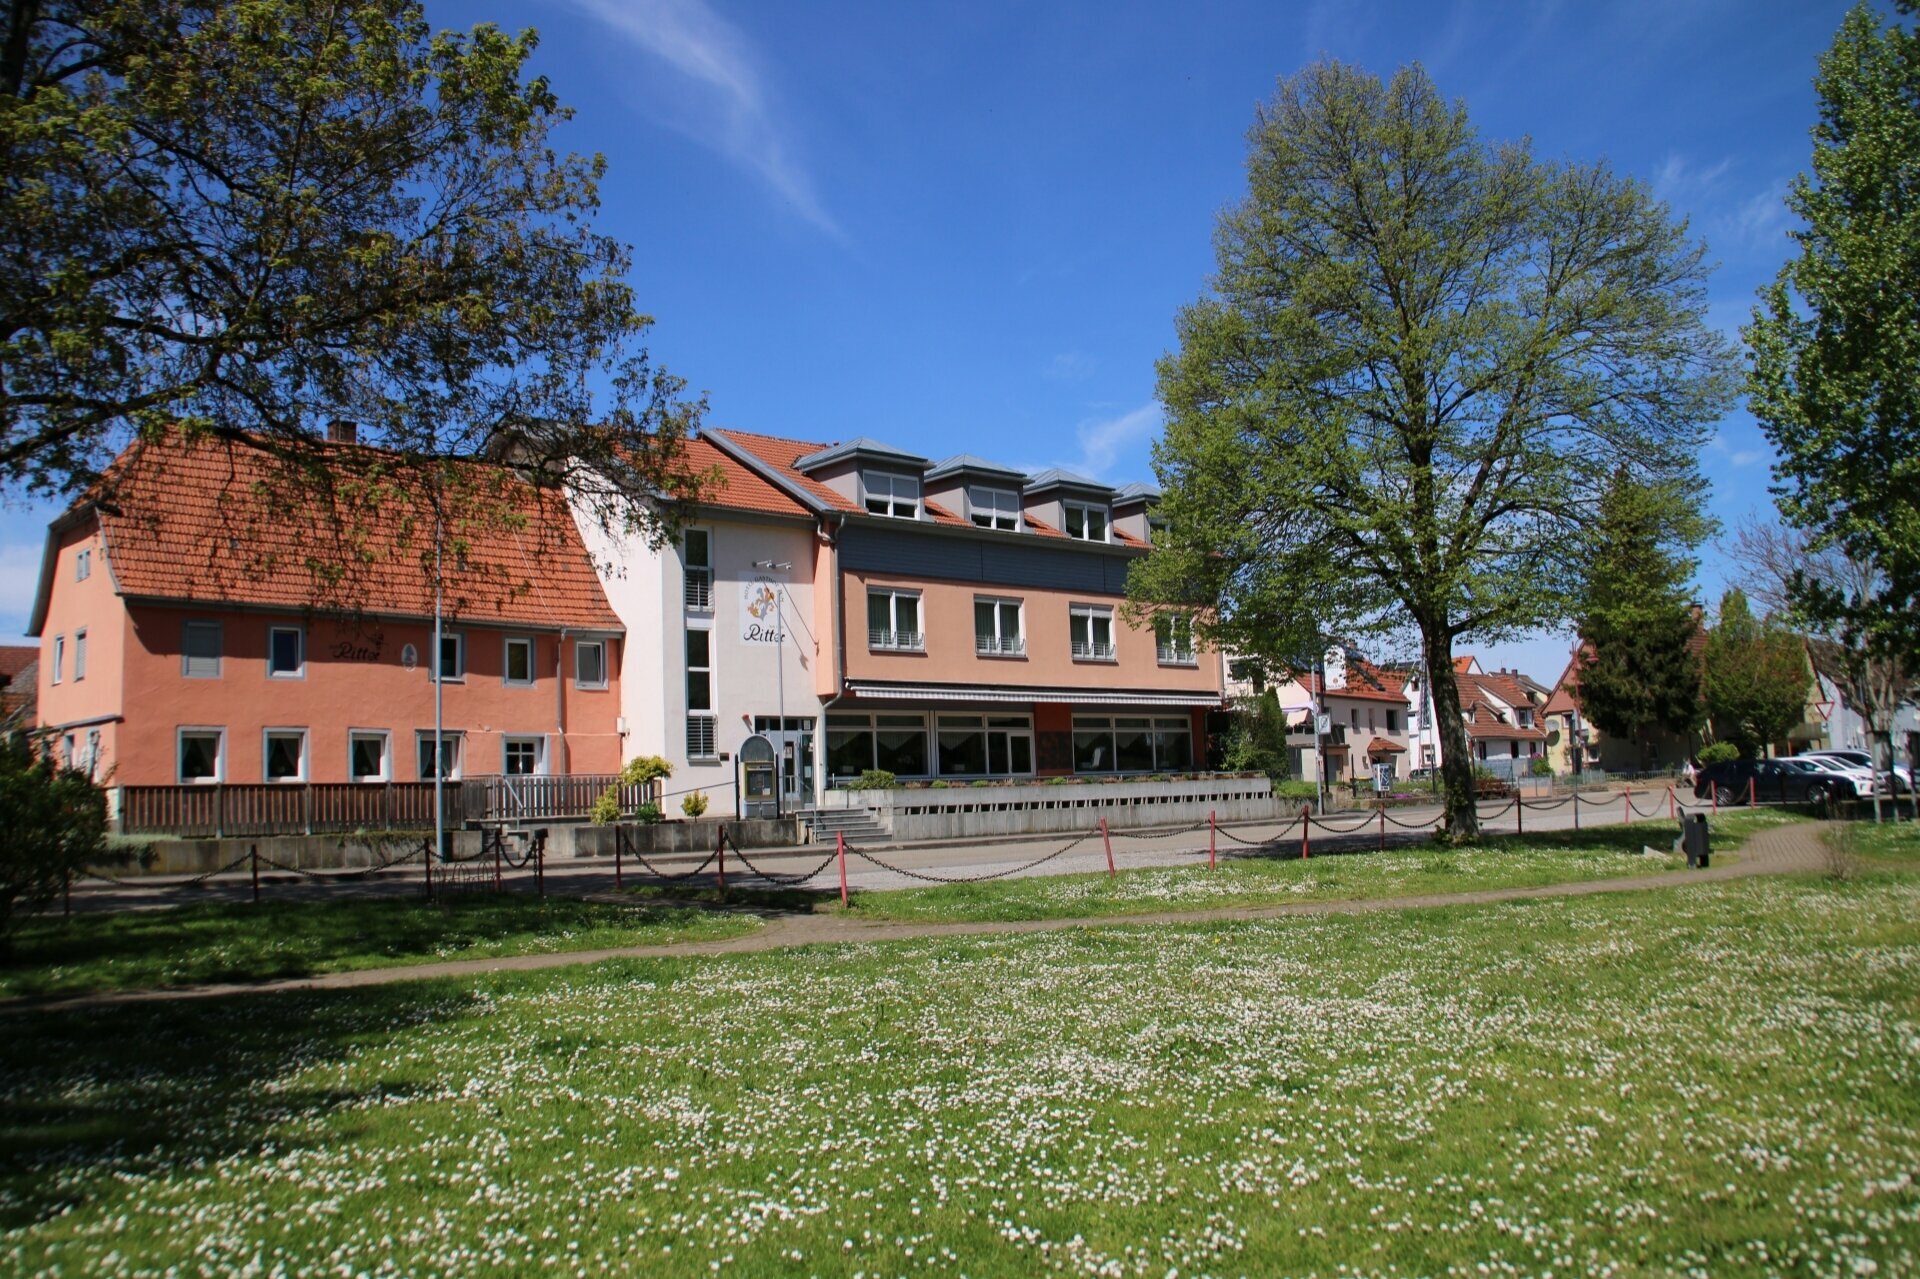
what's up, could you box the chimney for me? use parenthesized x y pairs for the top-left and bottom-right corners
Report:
(327, 419), (358, 445)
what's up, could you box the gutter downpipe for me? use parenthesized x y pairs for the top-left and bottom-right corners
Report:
(554, 627), (569, 777)
(813, 514), (845, 812)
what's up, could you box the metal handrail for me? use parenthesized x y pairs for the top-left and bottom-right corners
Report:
(976, 634), (1026, 656)
(1072, 639), (1117, 660)
(684, 567), (713, 610)
(869, 628), (925, 651)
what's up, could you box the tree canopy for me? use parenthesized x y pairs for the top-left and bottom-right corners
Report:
(1130, 60), (1738, 836)
(1, 0), (705, 549)
(1746, 1), (1920, 675)
(1574, 469), (1708, 766)
(1703, 588), (1811, 759)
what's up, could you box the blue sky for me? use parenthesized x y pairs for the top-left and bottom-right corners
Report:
(0, 0), (1867, 685)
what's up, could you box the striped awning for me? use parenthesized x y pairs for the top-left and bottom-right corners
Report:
(844, 681), (1224, 708)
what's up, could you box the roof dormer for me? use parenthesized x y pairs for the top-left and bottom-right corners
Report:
(925, 454), (1031, 532)
(1024, 469), (1117, 543)
(1112, 481), (1161, 544)
(792, 437), (931, 521)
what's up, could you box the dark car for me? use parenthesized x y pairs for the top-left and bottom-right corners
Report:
(1694, 757), (1867, 804)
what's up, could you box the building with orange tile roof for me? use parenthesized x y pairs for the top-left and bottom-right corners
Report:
(28, 429), (625, 789)
(1270, 649), (1416, 787)
(579, 427), (1219, 814)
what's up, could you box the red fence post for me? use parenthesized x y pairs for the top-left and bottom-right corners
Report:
(1378, 802), (1385, 853)
(1712, 783), (1720, 815)
(837, 831), (849, 907)
(717, 824), (728, 897)
(1668, 785), (1676, 821)
(1300, 804), (1311, 861)
(1100, 817), (1115, 880)
(1749, 776), (1757, 809)
(1208, 809), (1217, 871)
(250, 843), (260, 905)
(613, 827), (623, 893)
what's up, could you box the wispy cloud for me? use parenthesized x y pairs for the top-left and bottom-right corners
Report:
(565, 0), (838, 235)
(1043, 352), (1095, 383)
(1049, 402), (1162, 480)
(1706, 431), (1769, 469)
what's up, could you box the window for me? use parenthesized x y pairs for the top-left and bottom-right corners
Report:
(974, 597), (1024, 655)
(1155, 614), (1195, 664)
(1064, 502), (1109, 542)
(1350, 708), (1360, 731)
(936, 714), (1033, 778)
(349, 731), (390, 782)
(967, 486), (1020, 530)
(867, 589), (923, 651)
(1517, 708), (1534, 728)
(576, 639), (607, 689)
(686, 627), (716, 759)
(178, 728), (224, 783)
(435, 631), (464, 681)
(504, 636), (535, 686)
(264, 729), (307, 782)
(50, 635), (63, 684)
(183, 620), (222, 678)
(416, 731), (463, 780)
(1069, 604), (1116, 660)
(268, 626), (304, 678)
(863, 471), (920, 519)
(61, 734), (75, 767)
(73, 630), (86, 681)
(827, 712), (929, 779)
(84, 729), (101, 779)
(1072, 715), (1192, 773)
(503, 736), (545, 776)
(75, 548), (90, 581)
(684, 529), (713, 610)
(1385, 709), (1400, 733)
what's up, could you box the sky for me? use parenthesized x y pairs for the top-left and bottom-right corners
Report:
(0, 0), (1871, 686)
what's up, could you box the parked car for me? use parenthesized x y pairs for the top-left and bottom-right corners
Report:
(1408, 767), (1435, 783)
(1798, 755), (1879, 795)
(1799, 749), (1911, 795)
(1694, 757), (1870, 805)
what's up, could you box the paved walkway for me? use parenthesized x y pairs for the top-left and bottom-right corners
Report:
(14, 818), (1830, 1014)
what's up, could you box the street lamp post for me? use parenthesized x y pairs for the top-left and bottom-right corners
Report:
(753, 559), (793, 814)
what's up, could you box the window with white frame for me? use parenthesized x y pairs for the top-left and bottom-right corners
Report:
(863, 471), (920, 519)
(967, 486), (1020, 530)
(264, 729), (307, 782)
(867, 589), (923, 651)
(75, 548), (90, 581)
(178, 728), (224, 783)
(1072, 715), (1192, 773)
(73, 629), (86, 680)
(686, 627), (716, 758)
(1070, 604), (1116, 660)
(435, 631), (464, 681)
(936, 713), (1034, 777)
(575, 639), (607, 689)
(1154, 613), (1195, 664)
(268, 626), (304, 678)
(974, 597), (1024, 655)
(504, 636), (535, 686)
(348, 730), (390, 782)
(182, 620), (221, 678)
(827, 712), (929, 779)
(684, 528), (713, 611)
(503, 736), (544, 776)
(50, 635), (63, 684)
(416, 730), (463, 780)
(1063, 502), (1109, 542)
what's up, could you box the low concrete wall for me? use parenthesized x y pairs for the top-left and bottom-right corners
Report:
(99, 817), (802, 877)
(826, 775), (1283, 841)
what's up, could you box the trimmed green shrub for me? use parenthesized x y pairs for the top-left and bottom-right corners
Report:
(1698, 741), (1740, 766)
(1528, 756), (1554, 777)
(846, 769), (897, 791)
(681, 791), (709, 818)
(634, 803), (663, 825)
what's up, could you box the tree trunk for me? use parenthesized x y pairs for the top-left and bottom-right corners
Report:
(1421, 626), (1479, 839)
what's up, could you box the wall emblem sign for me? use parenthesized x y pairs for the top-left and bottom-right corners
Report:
(742, 575), (784, 643)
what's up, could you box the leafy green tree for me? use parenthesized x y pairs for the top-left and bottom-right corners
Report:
(0, 734), (108, 951)
(1574, 469), (1708, 769)
(1746, 1), (1920, 788)
(1131, 61), (1738, 838)
(1220, 690), (1293, 780)
(1, 0), (704, 545)
(1704, 588), (1811, 758)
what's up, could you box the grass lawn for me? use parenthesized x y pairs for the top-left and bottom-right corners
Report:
(0, 897), (763, 999)
(3, 844), (1915, 1276)
(807, 810), (1797, 923)
(1831, 817), (1920, 869)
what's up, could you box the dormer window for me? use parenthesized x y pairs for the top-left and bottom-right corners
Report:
(864, 471), (920, 519)
(968, 485), (1020, 531)
(1064, 502), (1108, 542)
(1148, 516), (1169, 544)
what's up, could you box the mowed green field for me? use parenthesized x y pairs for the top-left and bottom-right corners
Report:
(3, 824), (1917, 1276)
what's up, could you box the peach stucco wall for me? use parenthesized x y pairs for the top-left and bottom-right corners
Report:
(841, 571), (1222, 694)
(106, 604), (622, 786)
(37, 517), (126, 734)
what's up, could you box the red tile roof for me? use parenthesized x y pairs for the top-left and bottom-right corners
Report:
(1295, 661), (1412, 704)
(66, 433), (620, 630)
(706, 428), (977, 527)
(1365, 736), (1408, 754)
(0, 645), (34, 684)
(1452, 655), (1477, 674)
(678, 436), (810, 518)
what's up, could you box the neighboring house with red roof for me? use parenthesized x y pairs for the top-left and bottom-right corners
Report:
(1271, 648), (1415, 786)
(1452, 662), (1549, 777)
(1545, 615), (1708, 774)
(0, 645), (37, 733)
(28, 428), (624, 789)
(578, 428), (1220, 814)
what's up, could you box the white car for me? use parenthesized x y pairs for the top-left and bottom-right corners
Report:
(1801, 750), (1910, 795)
(1797, 754), (1877, 796)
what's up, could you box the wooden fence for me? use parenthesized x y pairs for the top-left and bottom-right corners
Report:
(117, 774), (658, 837)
